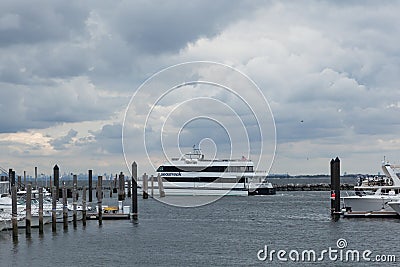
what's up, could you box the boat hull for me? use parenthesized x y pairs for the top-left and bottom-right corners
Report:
(388, 201), (400, 215)
(142, 180), (275, 196)
(17, 215), (52, 228)
(342, 195), (400, 215)
(248, 187), (276, 195)
(56, 210), (83, 223)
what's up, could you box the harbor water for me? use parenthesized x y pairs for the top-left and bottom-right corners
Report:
(1, 190), (399, 266)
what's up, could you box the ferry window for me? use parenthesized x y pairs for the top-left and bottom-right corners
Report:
(163, 166), (183, 172)
(203, 166), (227, 172)
(157, 166), (163, 172)
(246, 166), (253, 172)
(228, 166), (252, 172)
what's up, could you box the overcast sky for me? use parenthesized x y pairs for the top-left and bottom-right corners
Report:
(1, 0), (400, 176)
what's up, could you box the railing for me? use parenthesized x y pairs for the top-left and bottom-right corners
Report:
(0, 166), (8, 175)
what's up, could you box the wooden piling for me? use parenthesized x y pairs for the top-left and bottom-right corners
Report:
(73, 174), (77, 228)
(35, 166), (38, 189)
(334, 157), (341, 214)
(109, 179), (113, 198)
(330, 159), (335, 215)
(82, 186), (87, 226)
(97, 176), (103, 226)
(18, 175), (22, 191)
(26, 184), (32, 236)
(127, 180), (131, 198)
(113, 174), (117, 193)
(23, 171), (26, 190)
(132, 162), (138, 220)
(143, 173), (148, 199)
(11, 185), (18, 239)
(88, 169), (93, 203)
(11, 170), (15, 188)
(118, 172), (125, 201)
(330, 157), (341, 219)
(157, 174), (165, 197)
(8, 169), (12, 194)
(151, 175), (154, 197)
(63, 183), (68, 229)
(53, 165), (60, 200)
(52, 187), (57, 232)
(39, 187), (44, 234)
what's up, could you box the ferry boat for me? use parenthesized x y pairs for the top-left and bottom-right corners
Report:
(341, 161), (400, 217)
(155, 147), (275, 196)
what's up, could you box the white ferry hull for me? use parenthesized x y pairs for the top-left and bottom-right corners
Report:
(157, 188), (247, 196)
(141, 180), (276, 196)
(142, 181), (248, 196)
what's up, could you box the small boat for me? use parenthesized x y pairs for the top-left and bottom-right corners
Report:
(248, 180), (276, 195)
(86, 204), (130, 220)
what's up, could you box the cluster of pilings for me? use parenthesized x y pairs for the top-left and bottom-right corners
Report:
(5, 162), (140, 241)
(140, 173), (165, 199)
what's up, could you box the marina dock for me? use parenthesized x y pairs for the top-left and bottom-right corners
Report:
(86, 213), (130, 220)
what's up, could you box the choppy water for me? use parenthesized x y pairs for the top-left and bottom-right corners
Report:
(1, 191), (399, 266)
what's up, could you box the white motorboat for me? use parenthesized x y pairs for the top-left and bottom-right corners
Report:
(0, 194), (26, 212)
(0, 213), (11, 231)
(17, 213), (52, 228)
(342, 161), (400, 217)
(0, 210), (27, 230)
(155, 147), (275, 196)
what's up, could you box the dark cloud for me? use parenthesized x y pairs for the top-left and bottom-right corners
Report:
(0, 1), (260, 134)
(90, 123), (123, 154)
(109, 1), (260, 54)
(0, 1), (88, 46)
(0, 79), (124, 133)
(51, 129), (77, 150)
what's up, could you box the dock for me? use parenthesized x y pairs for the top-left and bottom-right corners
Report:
(342, 211), (400, 218)
(86, 213), (130, 220)
(86, 205), (131, 220)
